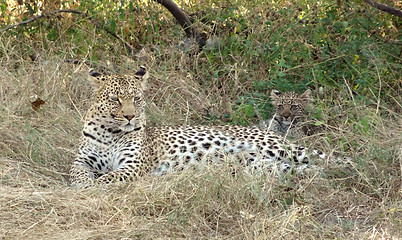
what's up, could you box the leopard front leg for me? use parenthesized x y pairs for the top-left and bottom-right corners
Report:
(70, 159), (96, 187)
(94, 148), (150, 184)
(95, 162), (145, 184)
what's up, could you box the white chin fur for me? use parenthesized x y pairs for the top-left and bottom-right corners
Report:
(120, 124), (136, 132)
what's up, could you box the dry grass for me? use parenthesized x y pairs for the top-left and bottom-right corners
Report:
(1, 49), (400, 240)
(1, 157), (401, 239)
(0, 13), (401, 239)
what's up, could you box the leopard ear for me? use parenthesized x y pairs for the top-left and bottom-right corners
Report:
(88, 69), (105, 90)
(300, 89), (313, 102)
(135, 66), (149, 89)
(270, 89), (281, 105)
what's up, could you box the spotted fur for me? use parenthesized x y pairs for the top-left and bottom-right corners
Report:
(70, 67), (324, 186)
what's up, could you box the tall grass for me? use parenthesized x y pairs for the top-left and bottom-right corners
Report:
(0, 0), (401, 239)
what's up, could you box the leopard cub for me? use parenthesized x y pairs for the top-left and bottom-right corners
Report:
(259, 89), (315, 139)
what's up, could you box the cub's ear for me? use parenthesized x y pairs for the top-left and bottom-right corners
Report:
(300, 89), (313, 102)
(135, 66), (149, 89)
(88, 69), (105, 90)
(270, 89), (281, 105)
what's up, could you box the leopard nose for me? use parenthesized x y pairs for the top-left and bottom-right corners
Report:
(124, 115), (134, 121)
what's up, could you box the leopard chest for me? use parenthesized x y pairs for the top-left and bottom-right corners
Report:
(79, 127), (145, 173)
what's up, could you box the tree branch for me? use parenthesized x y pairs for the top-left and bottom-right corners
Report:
(362, 0), (402, 17)
(154, 0), (206, 48)
(155, 0), (194, 38)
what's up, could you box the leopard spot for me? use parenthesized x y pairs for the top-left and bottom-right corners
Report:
(202, 143), (211, 149)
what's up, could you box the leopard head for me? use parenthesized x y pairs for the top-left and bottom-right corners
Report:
(88, 66), (149, 132)
(270, 89), (312, 127)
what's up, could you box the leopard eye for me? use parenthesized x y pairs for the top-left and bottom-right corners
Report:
(109, 95), (120, 102)
(133, 97), (141, 102)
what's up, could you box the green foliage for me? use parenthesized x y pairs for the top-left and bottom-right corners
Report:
(0, 1), (173, 59)
(230, 100), (256, 126)
(186, 0), (400, 124)
(0, 0), (399, 125)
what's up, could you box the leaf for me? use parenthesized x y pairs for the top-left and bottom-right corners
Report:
(31, 97), (45, 111)
(277, 59), (290, 68)
(277, 72), (286, 77)
(243, 105), (255, 118)
(128, 2), (134, 11)
(110, 19), (116, 32)
(315, 121), (324, 126)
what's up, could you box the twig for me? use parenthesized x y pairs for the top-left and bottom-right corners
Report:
(374, 65), (382, 114)
(67, 92), (83, 121)
(311, 68), (320, 100)
(101, 25), (135, 55)
(0, 9), (82, 33)
(362, 0), (402, 17)
(21, 208), (55, 235)
(1, 9), (136, 55)
(343, 76), (356, 107)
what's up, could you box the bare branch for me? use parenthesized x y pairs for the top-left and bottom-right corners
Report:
(1, 9), (136, 54)
(0, 9), (82, 33)
(155, 0), (194, 38)
(154, 0), (206, 48)
(362, 0), (402, 17)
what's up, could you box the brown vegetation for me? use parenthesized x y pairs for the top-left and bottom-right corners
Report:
(1, 47), (400, 239)
(0, 0), (401, 238)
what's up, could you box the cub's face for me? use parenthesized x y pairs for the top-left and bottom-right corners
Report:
(90, 66), (149, 132)
(271, 89), (312, 126)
